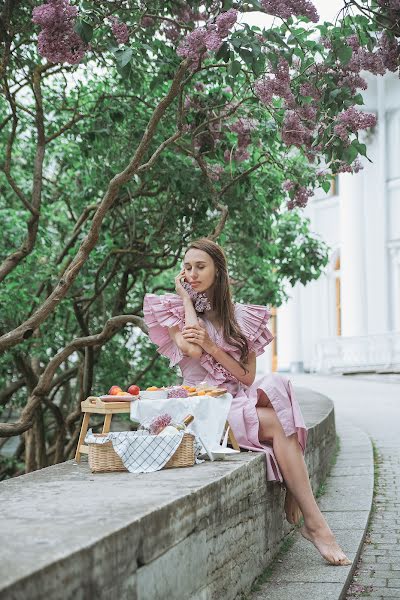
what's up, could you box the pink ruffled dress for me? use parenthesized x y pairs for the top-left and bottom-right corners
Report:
(143, 293), (308, 482)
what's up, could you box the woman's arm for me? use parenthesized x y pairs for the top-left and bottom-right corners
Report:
(208, 345), (256, 387)
(168, 297), (203, 359)
(182, 323), (256, 386)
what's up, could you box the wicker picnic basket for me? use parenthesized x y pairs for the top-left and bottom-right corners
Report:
(88, 432), (195, 473)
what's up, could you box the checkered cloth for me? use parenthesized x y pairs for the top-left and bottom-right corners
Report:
(84, 429), (203, 473)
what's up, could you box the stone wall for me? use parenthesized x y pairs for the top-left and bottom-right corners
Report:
(0, 387), (336, 600)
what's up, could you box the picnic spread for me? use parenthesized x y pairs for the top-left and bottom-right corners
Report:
(76, 382), (240, 473)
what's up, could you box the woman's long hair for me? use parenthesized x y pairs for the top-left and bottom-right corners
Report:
(185, 238), (249, 372)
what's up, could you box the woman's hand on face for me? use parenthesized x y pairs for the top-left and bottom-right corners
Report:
(182, 323), (215, 354)
(175, 268), (191, 300)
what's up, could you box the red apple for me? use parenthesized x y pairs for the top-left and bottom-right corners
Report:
(108, 385), (122, 395)
(127, 384), (140, 396)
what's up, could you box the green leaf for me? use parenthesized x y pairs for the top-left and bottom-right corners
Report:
(115, 48), (133, 68)
(74, 19), (93, 44)
(238, 48), (253, 65)
(343, 143), (358, 164)
(321, 180), (331, 194)
(337, 45), (352, 65)
(228, 60), (241, 77)
(215, 41), (230, 62)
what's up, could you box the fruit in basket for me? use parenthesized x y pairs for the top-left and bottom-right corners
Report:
(108, 385), (122, 395)
(127, 384), (140, 396)
(167, 386), (189, 398)
(146, 386), (161, 391)
(117, 391), (131, 396)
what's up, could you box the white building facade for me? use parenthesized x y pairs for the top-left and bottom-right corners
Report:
(271, 72), (400, 374)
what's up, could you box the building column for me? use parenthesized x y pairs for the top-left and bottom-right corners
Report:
(339, 171), (368, 337)
(389, 246), (400, 331)
(276, 283), (304, 372)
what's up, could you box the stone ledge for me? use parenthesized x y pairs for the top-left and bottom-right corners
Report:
(0, 387), (335, 600)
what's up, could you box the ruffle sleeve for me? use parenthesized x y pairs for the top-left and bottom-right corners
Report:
(234, 302), (274, 357)
(143, 293), (185, 367)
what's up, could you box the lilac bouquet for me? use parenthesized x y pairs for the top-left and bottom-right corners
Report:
(181, 281), (212, 313)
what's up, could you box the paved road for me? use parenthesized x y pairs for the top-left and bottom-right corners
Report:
(290, 373), (400, 599)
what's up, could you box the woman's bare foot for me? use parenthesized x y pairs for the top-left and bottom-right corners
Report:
(300, 522), (352, 566)
(284, 488), (302, 525)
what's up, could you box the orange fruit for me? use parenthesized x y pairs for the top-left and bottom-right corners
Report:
(197, 391), (206, 396)
(146, 386), (159, 391)
(188, 387), (197, 393)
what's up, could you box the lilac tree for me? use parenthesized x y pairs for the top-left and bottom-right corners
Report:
(0, 0), (398, 473)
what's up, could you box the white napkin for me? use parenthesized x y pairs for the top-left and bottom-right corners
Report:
(130, 393), (233, 454)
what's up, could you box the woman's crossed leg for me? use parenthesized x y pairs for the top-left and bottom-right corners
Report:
(256, 391), (351, 566)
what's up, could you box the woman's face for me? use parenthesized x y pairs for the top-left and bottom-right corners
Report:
(183, 248), (217, 294)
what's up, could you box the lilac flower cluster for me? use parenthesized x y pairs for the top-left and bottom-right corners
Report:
(177, 9), (237, 62)
(254, 58), (294, 107)
(32, 0), (87, 64)
(299, 82), (321, 100)
(181, 281), (212, 312)
(140, 16), (155, 28)
(223, 117), (258, 162)
(109, 16), (129, 45)
(208, 164), (224, 180)
(261, 0), (319, 23)
(377, 0), (400, 9)
(379, 32), (399, 72)
(335, 159), (364, 173)
(333, 107), (377, 144)
(149, 413), (172, 435)
(346, 46), (386, 76)
(283, 181), (313, 209)
(281, 110), (313, 147)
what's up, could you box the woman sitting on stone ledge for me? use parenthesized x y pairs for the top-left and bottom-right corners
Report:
(143, 237), (351, 567)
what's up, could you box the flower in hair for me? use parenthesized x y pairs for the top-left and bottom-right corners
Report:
(181, 281), (212, 312)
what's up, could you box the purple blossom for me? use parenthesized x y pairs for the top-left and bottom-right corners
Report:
(164, 24), (180, 41)
(149, 413), (172, 435)
(379, 32), (399, 72)
(177, 10), (237, 62)
(261, 0), (319, 22)
(32, 0), (77, 27)
(208, 164), (224, 180)
(335, 158), (363, 173)
(255, 58), (294, 106)
(32, 0), (87, 64)
(230, 117), (258, 135)
(346, 34), (360, 51)
(181, 281), (212, 312)
(338, 72), (367, 94)
(300, 82), (321, 99)
(215, 8), (238, 37)
(281, 110), (313, 147)
(286, 185), (313, 209)
(334, 107), (377, 143)
(346, 47), (386, 76)
(233, 147), (250, 162)
(177, 27), (207, 60)
(140, 16), (155, 28)
(109, 16), (129, 45)
(204, 27), (224, 52)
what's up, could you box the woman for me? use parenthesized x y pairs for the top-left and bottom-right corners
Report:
(143, 238), (351, 566)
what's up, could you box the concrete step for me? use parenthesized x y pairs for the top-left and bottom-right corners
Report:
(248, 420), (374, 600)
